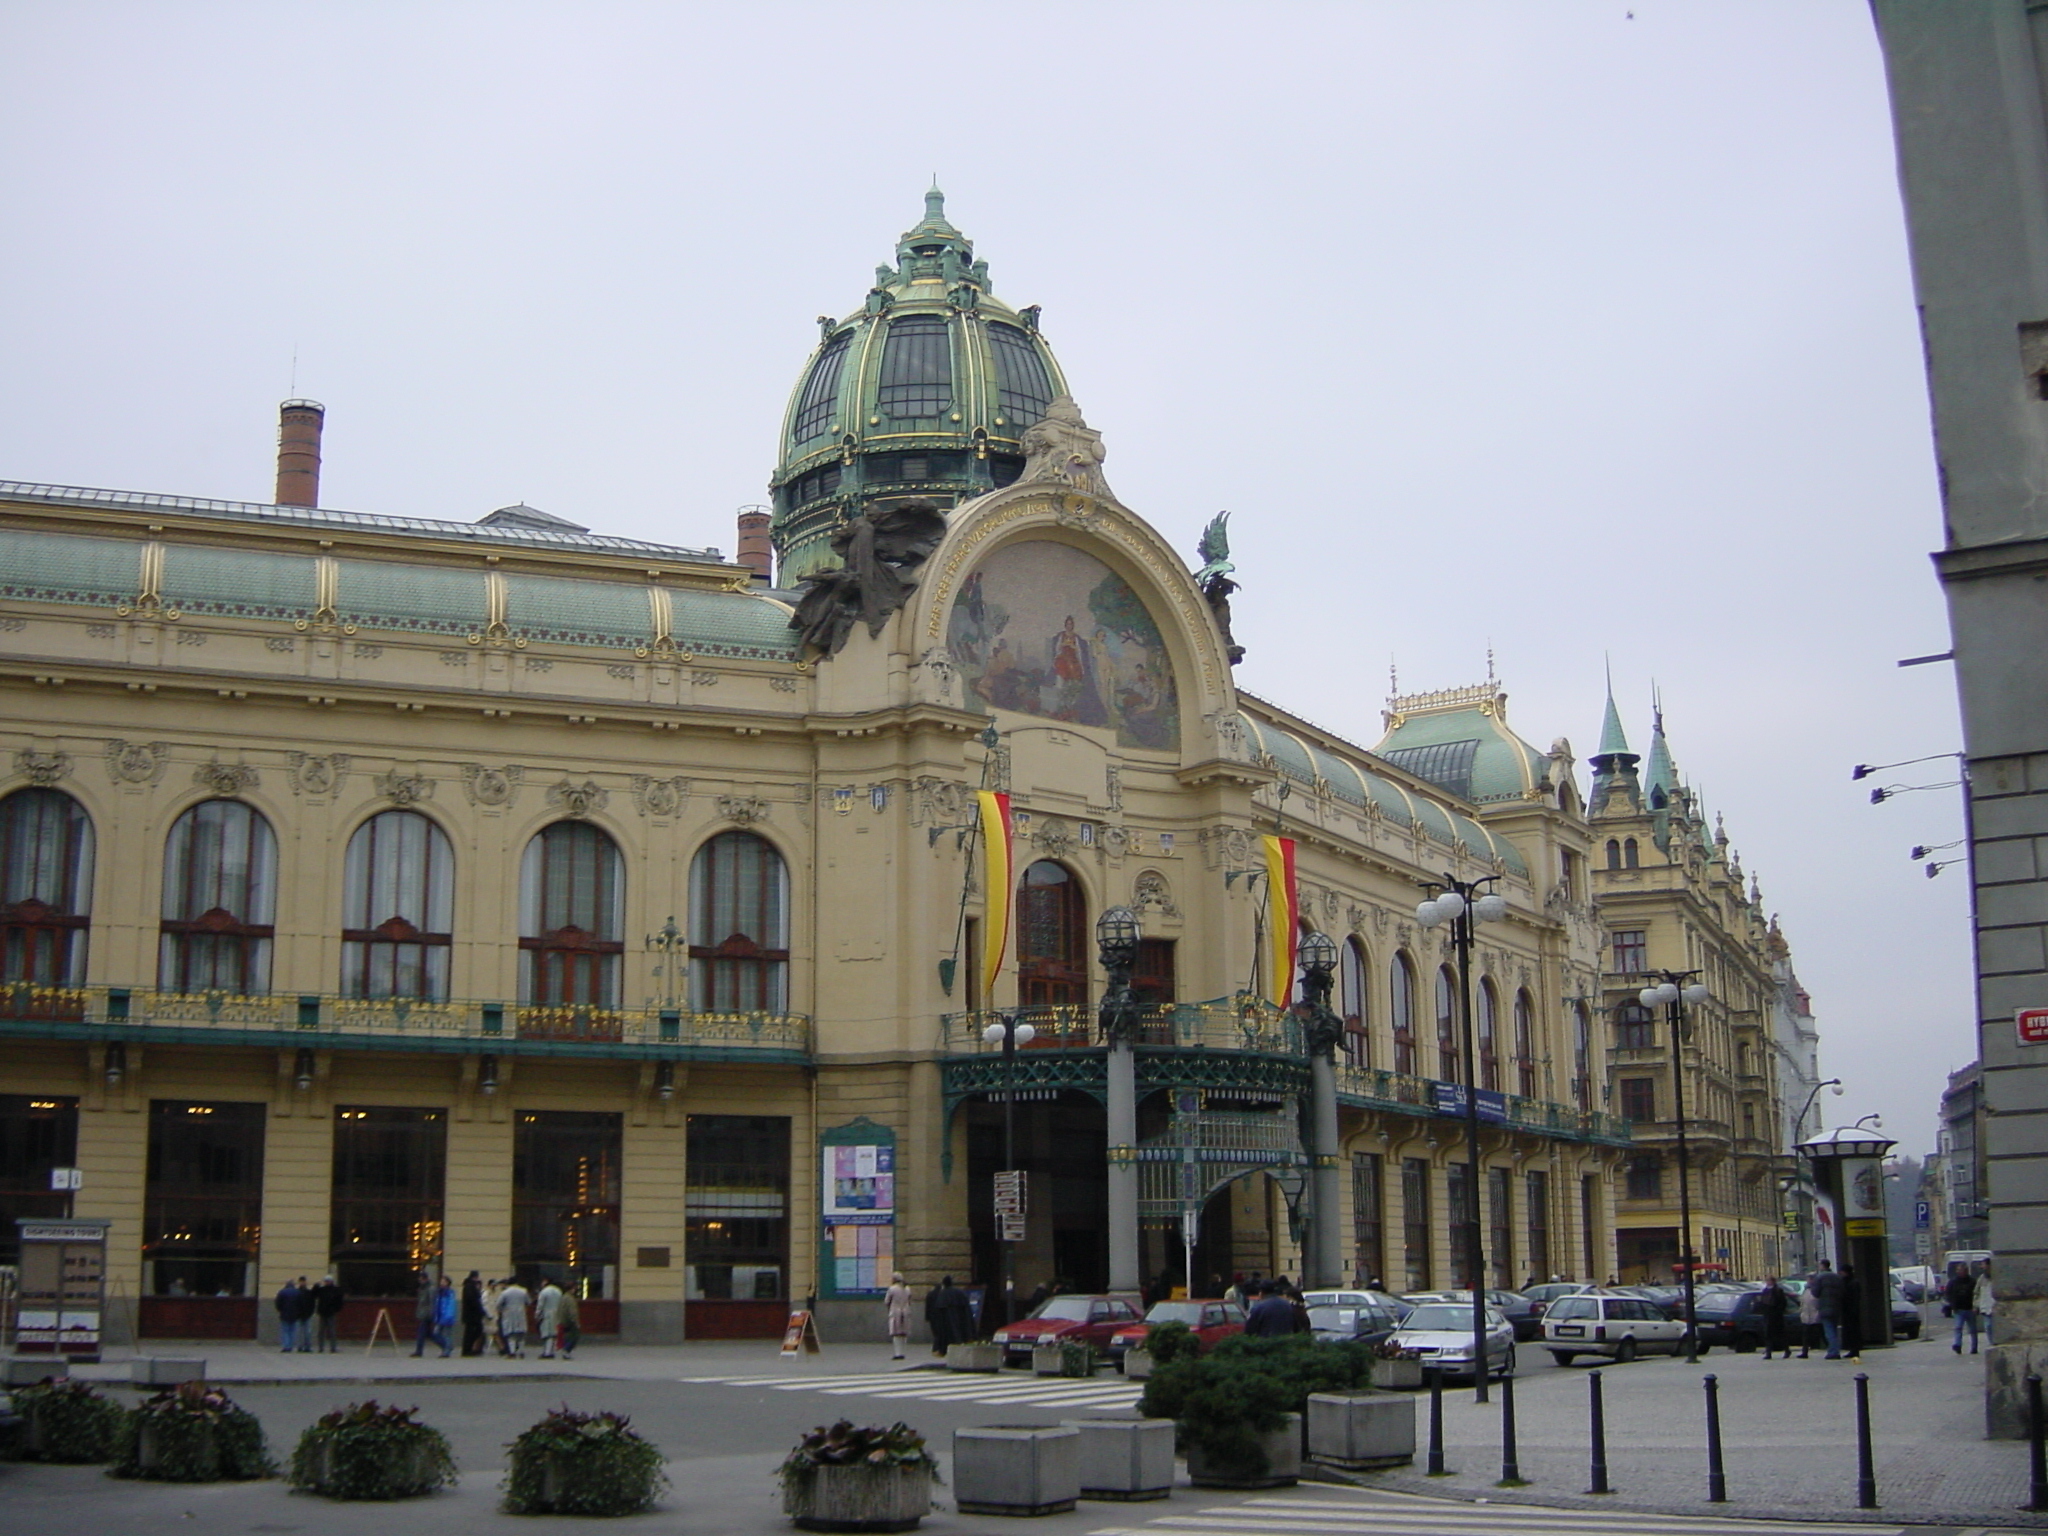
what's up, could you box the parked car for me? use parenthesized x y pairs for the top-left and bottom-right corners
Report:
(1402, 1289), (1545, 1341)
(1691, 1287), (1769, 1351)
(1303, 1288), (1415, 1322)
(991, 1295), (1143, 1366)
(1106, 1298), (1244, 1368)
(1892, 1283), (1922, 1340)
(1306, 1299), (1405, 1348)
(1542, 1290), (1689, 1364)
(1384, 1302), (1517, 1379)
(1520, 1281), (1596, 1310)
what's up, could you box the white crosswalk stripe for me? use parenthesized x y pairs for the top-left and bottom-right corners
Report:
(1083, 1490), (1913, 1536)
(681, 1368), (1143, 1411)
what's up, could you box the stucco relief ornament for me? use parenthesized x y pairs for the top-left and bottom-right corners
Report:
(1133, 869), (1178, 917)
(285, 752), (349, 797)
(548, 779), (609, 818)
(789, 500), (949, 657)
(1019, 395), (1112, 500)
(195, 761), (258, 797)
(718, 794), (769, 826)
(375, 771), (433, 807)
(917, 646), (958, 706)
(460, 763), (523, 807)
(911, 777), (966, 827)
(104, 740), (170, 786)
(1205, 711), (1247, 761)
(630, 775), (688, 818)
(14, 749), (71, 786)
(1033, 817), (1076, 858)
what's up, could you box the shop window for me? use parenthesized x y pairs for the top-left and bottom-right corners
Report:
(1352, 1152), (1384, 1288)
(513, 1110), (621, 1299)
(1401, 1156), (1432, 1291)
(0, 1094), (77, 1266)
(330, 1106), (445, 1297)
(1490, 1167), (1514, 1289)
(159, 800), (276, 994)
(146, 1101), (264, 1296)
(519, 821), (624, 1006)
(689, 831), (790, 1013)
(0, 789), (94, 990)
(686, 1114), (790, 1301)
(1526, 1169), (1551, 1284)
(1447, 1161), (1472, 1288)
(341, 810), (453, 1000)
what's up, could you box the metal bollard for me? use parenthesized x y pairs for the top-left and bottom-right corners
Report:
(2028, 1373), (2046, 1513)
(1854, 1371), (1878, 1510)
(1587, 1368), (1611, 1494)
(1704, 1372), (1725, 1502)
(1427, 1365), (1447, 1475)
(1499, 1368), (1522, 1483)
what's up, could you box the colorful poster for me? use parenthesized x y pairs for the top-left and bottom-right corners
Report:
(820, 1130), (897, 1296)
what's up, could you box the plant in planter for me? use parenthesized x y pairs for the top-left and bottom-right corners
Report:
(1138, 1335), (1374, 1485)
(1367, 1335), (1426, 1388)
(12, 1379), (124, 1464)
(777, 1419), (939, 1532)
(1058, 1341), (1096, 1378)
(1144, 1320), (1202, 1366)
(288, 1400), (457, 1500)
(110, 1381), (274, 1482)
(503, 1405), (668, 1516)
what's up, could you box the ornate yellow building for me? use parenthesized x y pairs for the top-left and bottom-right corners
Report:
(0, 197), (1659, 1346)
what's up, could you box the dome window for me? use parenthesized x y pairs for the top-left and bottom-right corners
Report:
(988, 322), (1052, 429)
(789, 465), (842, 506)
(878, 316), (953, 419)
(791, 332), (851, 442)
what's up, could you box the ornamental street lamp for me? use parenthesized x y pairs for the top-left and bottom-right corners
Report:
(1297, 929), (1344, 1289)
(1417, 874), (1508, 1401)
(1639, 969), (1711, 1362)
(1098, 905), (1143, 1297)
(981, 1012), (1037, 1326)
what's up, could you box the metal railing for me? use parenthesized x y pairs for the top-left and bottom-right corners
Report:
(939, 995), (1303, 1055)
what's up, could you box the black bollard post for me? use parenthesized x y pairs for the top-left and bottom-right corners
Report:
(1427, 1365), (1447, 1476)
(1854, 1371), (1878, 1510)
(1588, 1368), (1611, 1495)
(1499, 1368), (1522, 1484)
(2028, 1373), (2047, 1513)
(1704, 1372), (1726, 1503)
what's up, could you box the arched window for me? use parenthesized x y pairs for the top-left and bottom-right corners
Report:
(689, 831), (790, 1013)
(1339, 936), (1369, 1068)
(1017, 861), (1086, 1006)
(519, 822), (624, 1006)
(1605, 838), (1621, 870)
(790, 331), (851, 442)
(1623, 838), (1640, 869)
(877, 315), (952, 419)
(341, 811), (453, 999)
(1514, 989), (1538, 1099)
(1435, 966), (1459, 1081)
(1572, 1000), (1593, 1109)
(987, 322), (1054, 427)
(160, 800), (276, 993)
(1390, 952), (1416, 1076)
(1615, 1002), (1655, 1051)
(1477, 979), (1500, 1091)
(0, 789), (94, 989)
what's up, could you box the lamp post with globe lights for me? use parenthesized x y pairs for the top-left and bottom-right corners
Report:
(1296, 929), (1345, 1289)
(981, 1011), (1037, 1326)
(1638, 968), (1711, 1362)
(1416, 873), (1509, 1401)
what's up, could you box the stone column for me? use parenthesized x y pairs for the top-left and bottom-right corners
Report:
(1107, 1036), (1140, 1295)
(1310, 1050), (1343, 1289)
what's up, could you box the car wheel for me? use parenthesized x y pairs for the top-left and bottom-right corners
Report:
(1616, 1338), (1638, 1364)
(1550, 1350), (1577, 1366)
(1497, 1345), (1517, 1378)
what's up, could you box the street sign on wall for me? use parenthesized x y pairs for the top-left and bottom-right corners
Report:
(2019, 1008), (2048, 1045)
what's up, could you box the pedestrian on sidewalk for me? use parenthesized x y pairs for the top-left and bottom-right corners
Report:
(1243, 1280), (1298, 1337)
(291, 1275), (316, 1352)
(1946, 1263), (1981, 1353)
(482, 1277), (506, 1356)
(274, 1275), (305, 1353)
(1797, 1282), (1820, 1357)
(310, 1274), (345, 1353)
(536, 1278), (564, 1359)
(884, 1272), (913, 1360)
(925, 1276), (971, 1358)
(1839, 1265), (1864, 1362)
(431, 1275), (458, 1357)
(557, 1286), (580, 1360)
(1978, 1262), (1996, 1345)
(1757, 1276), (1790, 1358)
(1809, 1260), (1845, 1359)
(498, 1277), (532, 1358)
(410, 1269), (439, 1357)
(460, 1271), (485, 1356)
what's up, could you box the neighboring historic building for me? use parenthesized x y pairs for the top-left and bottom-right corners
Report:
(1586, 696), (1795, 1283)
(0, 195), (1654, 1346)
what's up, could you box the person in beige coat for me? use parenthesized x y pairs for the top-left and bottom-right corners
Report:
(885, 1272), (913, 1361)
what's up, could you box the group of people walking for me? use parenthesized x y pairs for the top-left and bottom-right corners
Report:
(272, 1275), (346, 1352)
(273, 1269), (580, 1357)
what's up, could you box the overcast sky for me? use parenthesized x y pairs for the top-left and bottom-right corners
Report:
(0, 1), (1968, 1155)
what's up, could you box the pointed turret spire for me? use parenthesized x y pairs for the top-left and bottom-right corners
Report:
(1587, 670), (1642, 816)
(1644, 697), (1678, 805)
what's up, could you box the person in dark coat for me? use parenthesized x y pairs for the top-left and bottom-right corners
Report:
(1756, 1276), (1790, 1358)
(1243, 1281), (1298, 1337)
(925, 1276), (974, 1357)
(274, 1276), (305, 1353)
(460, 1271), (486, 1356)
(1808, 1260), (1846, 1360)
(1945, 1263), (1981, 1354)
(309, 1274), (345, 1353)
(1838, 1265), (1864, 1362)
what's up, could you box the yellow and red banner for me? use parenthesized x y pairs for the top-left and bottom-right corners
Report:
(1263, 834), (1298, 1003)
(978, 791), (1014, 1001)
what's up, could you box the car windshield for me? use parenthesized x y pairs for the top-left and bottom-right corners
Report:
(1693, 1292), (1742, 1314)
(1308, 1306), (1360, 1330)
(1402, 1305), (1487, 1331)
(1143, 1302), (1204, 1325)
(1031, 1298), (1094, 1322)
(1546, 1296), (1598, 1321)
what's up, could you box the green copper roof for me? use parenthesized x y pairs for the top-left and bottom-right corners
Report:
(1596, 687), (1630, 760)
(1374, 688), (1546, 805)
(1644, 708), (1677, 805)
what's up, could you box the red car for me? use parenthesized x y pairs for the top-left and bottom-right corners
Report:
(1107, 1298), (1245, 1370)
(991, 1295), (1142, 1366)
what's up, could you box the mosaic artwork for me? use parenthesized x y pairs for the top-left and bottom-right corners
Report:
(947, 540), (1179, 750)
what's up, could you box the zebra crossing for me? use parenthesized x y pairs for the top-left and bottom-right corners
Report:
(680, 1365), (1143, 1411)
(1082, 1489), (1924, 1536)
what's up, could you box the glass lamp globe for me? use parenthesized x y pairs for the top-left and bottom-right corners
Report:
(1682, 984), (1710, 1005)
(1014, 1022), (1036, 1045)
(982, 1022), (1006, 1045)
(1298, 930), (1338, 972)
(1638, 987), (1663, 1008)
(1434, 891), (1467, 919)
(1472, 893), (1508, 923)
(1415, 899), (1444, 929)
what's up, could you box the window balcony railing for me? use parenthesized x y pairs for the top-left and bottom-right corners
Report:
(0, 984), (810, 1058)
(939, 995), (1303, 1055)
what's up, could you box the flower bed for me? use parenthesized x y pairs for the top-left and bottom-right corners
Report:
(778, 1421), (938, 1532)
(503, 1406), (667, 1516)
(111, 1382), (273, 1482)
(288, 1400), (457, 1500)
(12, 1379), (124, 1464)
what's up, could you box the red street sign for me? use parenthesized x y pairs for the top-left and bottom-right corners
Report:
(2018, 1009), (2048, 1045)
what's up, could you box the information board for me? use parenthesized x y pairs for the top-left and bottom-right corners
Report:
(818, 1119), (896, 1298)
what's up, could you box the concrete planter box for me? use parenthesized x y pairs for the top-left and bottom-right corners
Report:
(1186, 1412), (1301, 1489)
(1060, 1416), (1174, 1501)
(945, 1343), (1002, 1373)
(1369, 1357), (1426, 1390)
(132, 1357), (207, 1387)
(301, 1437), (444, 1499)
(1122, 1349), (1153, 1379)
(1306, 1391), (1416, 1470)
(782, 1464), (933, 1532)
(1032, 1343), (1066, 1376)
(952, 1424), (1080, 1516)
(3, 1356), (66, 1386)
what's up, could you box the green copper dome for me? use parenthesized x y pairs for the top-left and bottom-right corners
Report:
(769, 189), (1069, 583)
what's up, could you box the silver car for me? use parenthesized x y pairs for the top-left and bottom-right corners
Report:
(1541, 1290), (1687, 1364)
(1385, 1302), (1516, 1379)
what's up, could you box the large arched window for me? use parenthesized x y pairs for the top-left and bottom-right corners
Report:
(1604, 839), (1621, 870)
(1514, 989), (1538, 1099)
(877, 315), (952, 420)
(1390, 953), (1417, 1076)
(689, 831), (790, 1013)
(1623, 838), (1640, 869)
(160, 800), (277, 994)
(341, 810), (453, 999)
(1477, 979), (1500, 1091)
(790, 331), (851, 442)
(1016, 860), (1086, 1007)
(1435, 966), (1460, 1081)
(0, 789), (94, 988)
(1339, 937), (1369, 1068)
(519, 822), (624, 1006)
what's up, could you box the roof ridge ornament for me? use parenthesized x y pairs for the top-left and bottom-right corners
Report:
(1018, 395), (1111, 500)
(1194, 511), (1244, 667)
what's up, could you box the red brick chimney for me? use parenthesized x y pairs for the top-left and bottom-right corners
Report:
(736, 505), (773, 582)
(275, 399), (325, 507)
